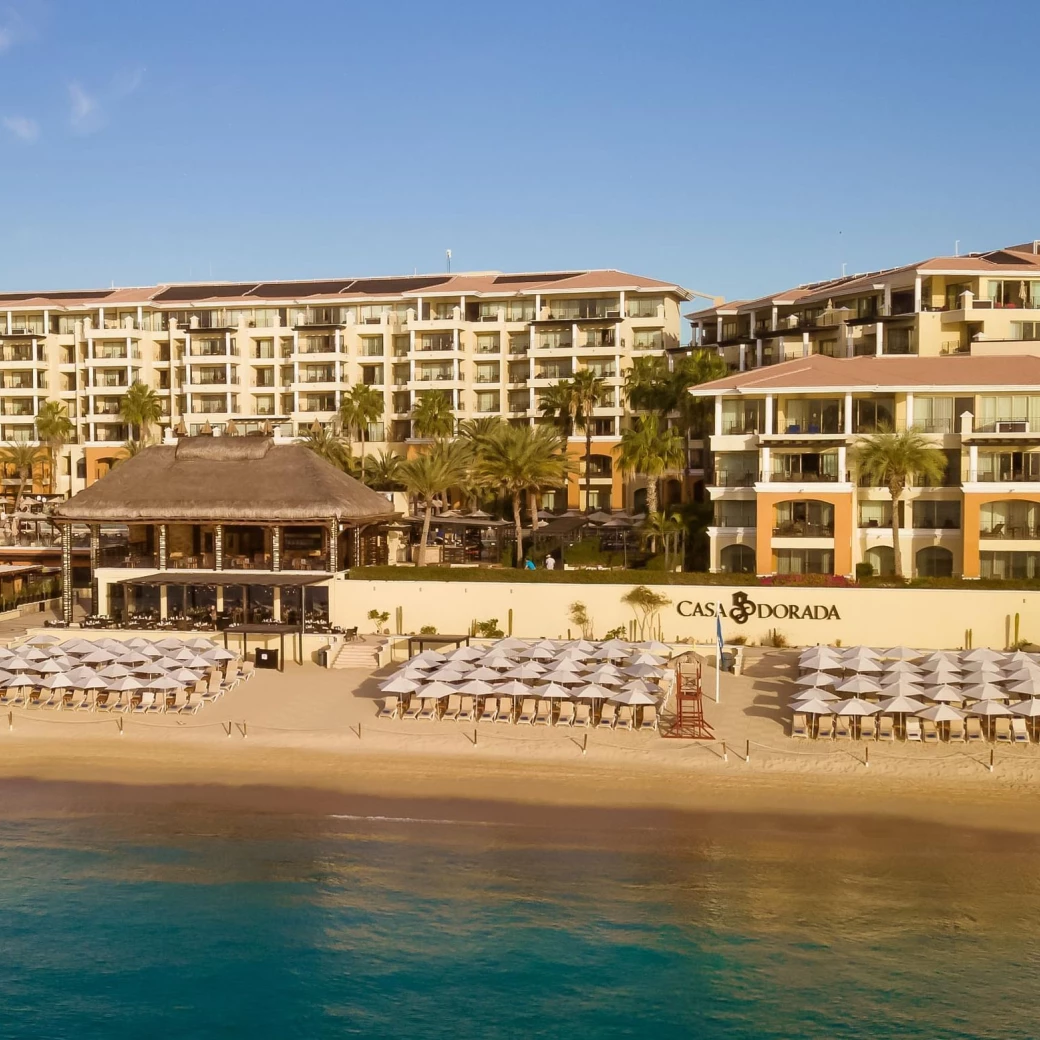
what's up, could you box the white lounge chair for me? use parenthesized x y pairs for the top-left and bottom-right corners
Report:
(518, 698), (537, 725)
(377, 696), (399, 719)
(495, 696), (514, 724)
(597, 703), (617, 730)
(443, 694), (462, 721)
(574, 703), (591, 728)
(178, 692), (204, 715)
(905, 717), (922, 742)
(1012, 717), (1030, 744)
(417, 698), (439, 721)
(639, 705), (658, 732)
(457, 695), (476, 723)
(132, 691), (156, 714)
(533, 699), (552, 726)
(478, 697), (498, 723)
(556, 702), (575, 727)
(402, 697), (422, 720)
(615, 705), (634, 731)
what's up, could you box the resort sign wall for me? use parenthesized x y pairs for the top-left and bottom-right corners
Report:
(676, 591), (841, 625)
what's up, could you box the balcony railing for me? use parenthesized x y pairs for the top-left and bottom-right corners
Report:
(772, 522), (835, 537)
(976, 471), (1040, 482)
(714, 470), (756, 487)
(768, 470), (841, 482)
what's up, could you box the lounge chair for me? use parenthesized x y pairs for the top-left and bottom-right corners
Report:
(859, 716), (877, 741)
(556, 701), (575, 727)
(25, 689), (43, 709)
(377, 696), (399, 720)
(240, 660), (255, 681)
(639, 705), (658, 732)
(834, 715), (851, 739)
(132, 691), (156, 714)
(878, 716), (895, 741)
(816, 715), (834, 739)
(597, 703), (617, 730)
(922, 719), (939, 743)
(574, 703), (591, 727)
(947, 717), (965, 742)
(495, 696), (514, 724)
(205, 674), (224, 699)
(478, 697), (498, 723)
(178, 692), (204, 715)
(533, 699), (552, 726)
(192, 679), (208, 697)
(97, 692), (122, 713)
(39, 689), (62, 709)
(457, 695), (476, 723)
(1012, 717), (1030, 744)
(518, 698), (537, 725)
(966, 717), (984, 743)
(995, 717), (1012, 743)
(615, 706), (634, 731)
(791, 712), (808, 738)
(905, 717), (922, 742)
(443, 694), (462, 721)
(402, 697), (422, 720)
(68, 689), (89, 711)
(166, 690), (187, 713)
(417, 697), (438, 721)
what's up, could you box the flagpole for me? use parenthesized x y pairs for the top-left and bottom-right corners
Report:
(715, 601), (722, 704)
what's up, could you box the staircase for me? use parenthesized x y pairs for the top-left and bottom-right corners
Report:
(330, 637), (386, 670)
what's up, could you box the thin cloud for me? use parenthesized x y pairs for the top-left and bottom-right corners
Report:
(112, 65), (145, 98)
(68, 81), (102, 134)
(0, 3), (34, 54)
(2, 114), (38, 141)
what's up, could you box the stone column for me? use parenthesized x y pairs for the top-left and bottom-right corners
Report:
(271, 526), (281, 572)
(158, 524), (168, 570)
(60, 524), (73, 624)
(214, 523), (223, 570)
(89, 523), (100, 616)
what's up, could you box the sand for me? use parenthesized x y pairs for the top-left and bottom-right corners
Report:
(2, 643), (1040, 832)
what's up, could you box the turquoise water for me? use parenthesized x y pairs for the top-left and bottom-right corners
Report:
(1, 788), (1038, 1038)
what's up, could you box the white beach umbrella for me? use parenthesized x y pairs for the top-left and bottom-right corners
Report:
(882, 646), (921, 662)
(123, 636), (152, 648)
(918, 650), (961, 668)
(20, 646), (48, 662)
(794, 697), (834, 715)
(464, 666), (506, 682)
(38, 672), (74, 690)
(3, 656), (33, 672)
(594, 646), (630, 661)
(82, 648), (118, 664)
(153, 656), (185, 671)
(794, 671), (836, 689)
(106, 675), (142, 692)
(537, 682), (573, 701)
(554, 647), (590, 663)
(203, 646), (236, 663)
(878, 694), (927, 714)
(480, 655), (517, 671)
(610, 687), (658, 705)
(832, 697), (880, 716)
(495, 679), (533, 698)
(623, 663), (666, 679)
(147, 675), (185, 692)
(960, 648), (1004, 664)
(134, 661), (169, 677)
(628, 652), (667, 667)
(0, 670), (14, 685)
(1009, 698), (1040, 717)
(922, 684), (965, 703)
(458, 678), (497, 697)
(539, 668), (587, 685)
(411, 650), (447, 665)
(520, 646), (555, 660)
(446, 645), (484, 662)
(24, 633), (60, 647)
(833, 675), (881, 696)
(1002, 662), (1040, 682)
(116, 652), (149, 666)
(918, 666), (963, 685)
(621, 678), (660, 695)
(1004, 649), (1039, 664)
(489, 637), (528, 651)
(1006, 679), (1040, 698)
(427, 666), (471, 681)
(791, 688), (839, 703)
(960, 660), (1004, 677)
(78, 674), (109, 691)
(961, 683), (1008, 701)
(180, 654), (212, 669)
(967, 700), (1012, 717)
(799, 646), (842, 670)
(876, 679), (924, 701)
(155, 637), (187, 650)
(379, 675), (421, 694)
(29, 659), (63, 674)
(415, 680), (456, 700)
(841, 645), (882, 661)
(504, 662), (547, 680)
(916, 702), (966, 723)
(583, 670), (622, 686)
(882, 660), (922, 677)
(186, 637), (217, 650)
(575, 683), (613, 701)
(4, 673), (34, 687)
(136, 644), (166, 660)
(636, 640), (671, 655)
(585, 661), (621, 677)
(841, 655), (883, 674)
(97, 663), (130, 679)
(168, 667), (203, 684)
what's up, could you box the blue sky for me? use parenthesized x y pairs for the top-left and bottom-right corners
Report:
(2, 0), (1039, 320)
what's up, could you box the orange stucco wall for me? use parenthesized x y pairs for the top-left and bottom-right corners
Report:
(755, 490), (854, 576)
(961, 491), (1040, 578)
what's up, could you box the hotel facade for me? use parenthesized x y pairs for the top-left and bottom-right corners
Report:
(0, 269), (689, 513)
(687, 242), (1040, 580)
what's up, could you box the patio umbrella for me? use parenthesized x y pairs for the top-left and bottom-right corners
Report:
(77, 674), (109, 691)
(960, 661), (1004, 678)
(636, 640), (671, 655)
(411, 650), (447, 665)
(960, 648), (1004, 664)
(446, 645), (484, 662)
(622, 678), (659, 695)
(202, 646), (236, 662)
(877, 678), (924, 699)
(489, 638), (529, 651)
(168, 667), (203, 684)
(878, 694), (927, 714)
(187, 637), (218, 649)
(415, 680), (456, 700)
(882, 661), (922, 678)
(1005, 650), (1039, 664)
(922, 684), (965, 703)
(504, 663), (547, 680)
(494, 679), (533, 698)
(1006, 679), (1040, 698)
(961, 683), (1008, 701)
(20, 647), (48, 662)
(840, 645), (882, 661)
(81, 648), (118, 664)
(833, 675), (881, 696)
(106, 676), (142, 692)
(38, 672), (74, 689)
(116, 653), (149, 666)
(480, 656), (517, 671)
(799, 646), (842, 670)
(571, 640), (598, 654)
(882, 646), (921, 662)
(916, 702), (966, 723)
(380, 675), (421, 694)
(609, 687), (658, 705)
(134, 662), (168, 677)
(537, 682), (573, 701)
(794, 671), (836, 689)
(1009, 698), (1040, 717)
(520, 646), (556, 660)
(3, 656), (33, 672)
(30, 659), (63, 674)
(427, 667), (469, 682)
(24, 633), (60, 647)
(793, 697), (834, 715)
(918, 665), (963, 685)
(147, 675), (186, 692)
(832, 697), (880, 716)
(181, 655), (212, 670)
(594, 646), (630, 661)
(458, 679), (497, 697)
(623, 664), (666, 679)
(97, 663), (130, 679)
(841, 654), (883, 674)
(153, 655), (185, 670)
(540, 667), (587, 685)
(966, 700), (1012, 717)
(629, 652), (667, 667)
(582, 670), (622, 686)
(554, 647), (590, 663)
(575, 683), (613, 701)
(464, 666), (505, 682)
(790, 688), (840, 702)
(137, 644), (167, 659)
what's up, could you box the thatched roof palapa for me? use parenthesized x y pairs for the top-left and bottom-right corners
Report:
(54, 437), (398, 524)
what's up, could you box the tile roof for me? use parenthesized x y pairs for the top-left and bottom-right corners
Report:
(689, 353), (1040, 394)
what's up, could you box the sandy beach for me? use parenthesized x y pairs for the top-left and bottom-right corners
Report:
(2, 640), (1040, 833)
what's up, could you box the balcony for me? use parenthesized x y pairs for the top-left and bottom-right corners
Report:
(980, 525), (1040, 539)
(767, 470), (841, 483)
(772, 521), (835, 537)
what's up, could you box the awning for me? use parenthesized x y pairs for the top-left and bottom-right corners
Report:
(120, 570), (331, 587)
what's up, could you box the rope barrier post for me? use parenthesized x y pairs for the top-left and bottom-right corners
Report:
(473, 726), (477, 746)
(582, 733), (587, 756)
(243, 721), (248, 739)
(226, 721), (231, 738)
(989, 748), (994, 773)
(864, 745), (869, 768)
(358, 722), (362, 741)
(745, 739), (750, 764)
(7, 710), (11, 732)
(118, 717), (123, 737)
(722, 741), (728, 763)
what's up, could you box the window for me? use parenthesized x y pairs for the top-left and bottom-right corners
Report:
(299, 393), (336, 411)
(977, 450), (1040, 481)
(885, 327), (916, 354)
(773, 500), (834, 536)
(474, 364), (500, 384)
(508, 391), (529, 412)
(393, 335), (410, 357)
(1011, 322), (1040, 341)
(714, 502), (756, 527)
(977, 395), (1040, 432)
(987, 280), (1040, 308)
(361, 365), (384, 386)
(722, 399), (765, 435)
(476, 333), (501, 354)
(980, 551), (1040, 579)
(771, 451), (840, 481)
(916, 546), (954, 577)
(980, 501), (1040, 538)
(720, 544), (755, 573)
(853, 396), (895, 433)
(714, 451), (758, 487)
(627, 296), (663, 318)
(632, 329), (663, 351)
(914, 396), (955, 434)
(538, 330), (571, 350)
(545, 297), (619, 320)
(255, 368), (274, 388)
(254, 339), (275, 359)
(417, 332), (454, 352)
(864, 546), (895, 577)
(774, 549), (833, 575)
(945, 282), (970, 310)
(475, 391), (498, 413)
(912, 500), (960, 529)
(360, 336), (384, 357)
(782, 398), (841, 434)
(253, 395), (275, 415)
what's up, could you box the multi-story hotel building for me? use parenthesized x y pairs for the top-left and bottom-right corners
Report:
(0, 269), (689, 512)
(687, 241), (1040, 579)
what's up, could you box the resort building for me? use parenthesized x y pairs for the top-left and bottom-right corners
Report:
(51, 435), (397, 627)
(0, 269), (689, 513)
(690, 353), (1040, 580)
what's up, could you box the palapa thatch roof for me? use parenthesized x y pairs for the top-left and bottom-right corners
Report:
(54, 437), (398, 524)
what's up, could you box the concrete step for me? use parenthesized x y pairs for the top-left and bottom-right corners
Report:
(330, 638), (385, 669)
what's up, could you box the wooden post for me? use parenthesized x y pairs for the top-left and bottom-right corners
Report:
(582, 733), (587, 756)
(989, 748), (994, 773)
(357, 722), (362, 741)
(865, 745), (869, 768)
(745, 739), (750, 763)
(60, 523), (74, 624)
(473, 727), (477, 746)
(7, 710), (11, 731)
(723, 741), (728, 762)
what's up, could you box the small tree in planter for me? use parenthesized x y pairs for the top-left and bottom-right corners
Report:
(568, 601), (594, 640)
(621, 585), (672, 641)
(367, 608), (390, 634)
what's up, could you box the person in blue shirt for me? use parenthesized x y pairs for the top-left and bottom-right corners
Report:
(523, 557), (536, 570)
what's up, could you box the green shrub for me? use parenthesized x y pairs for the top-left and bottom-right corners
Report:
(419, 624), (437, 635)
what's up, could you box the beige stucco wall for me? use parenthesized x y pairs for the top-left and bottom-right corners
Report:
(332, 577), (1037, 649)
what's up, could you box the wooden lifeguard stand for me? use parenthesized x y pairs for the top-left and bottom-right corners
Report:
(662, 655), (715, 740)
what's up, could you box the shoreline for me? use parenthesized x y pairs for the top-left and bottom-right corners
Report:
(4, 736), (1040, 836)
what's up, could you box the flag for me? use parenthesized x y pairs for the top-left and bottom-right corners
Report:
(716, 605), (724, 659)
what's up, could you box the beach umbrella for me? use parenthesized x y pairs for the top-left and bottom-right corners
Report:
(520, 646), (555, 660)
(458, 678), (497, 697)
(494, 679), (533, 698)
(134, 662), (168, 677)
(966, 700), (1012, 716)
(81, 648), (118, 664)
(636, 640), (671, 655)
(918, 650), (960, 668)
(4, 674), (34, 688)
(1010, 698), (1040, 717)
(447, 645), (484, 662)
(841, 645), (881, 661)
(202, 646), (236, 663)
(594, 646), (630, 661)
(116, 651), (149, 666)
(623, 664), (666, 679)
(841, 654), (883, 674)
(537, 682), (573, 701)
(504, 663), (547, 680)
(799, 646), (842, 670)
(186, 637), (217, 649)
(791, 688), (840, 703)
(833, 697), (880, 716)
(20, 646), (48, 662)
(181, 654), (212, 670)
(415, 680), (456, 700)
(78, 674), (109, 691)
(59, 639), (94, 653)
(152, 656), (184, 671)
(24, 633), (60, 647)
(916, 702), (966, 722)
(960, 660), (1004, 677)
(918, 665), (963, 685)
(794, 671), (835, 689)
(489, 637), (528, 651)
(379, 675), (421, 694)
(1005, 679), (1040, 697)
(629, 652), (667, 667)
(0, 670), (14, 685)
(882, 660), (922, 678)
(481, 655), (517, 671)
(426, 667), (468, 683)
(833, 675), (881, 695)
(575, 683), (613, 701)
(554, 647), (590, 663)
(30, 659), (64, 674)
(3, 656), (33, 672)
(97, 663), (130, 679)
(147, 675), (185, 692)
(883, 646), (921, 662)
(622, 678), (659, 695)
(610, 687), (658, 705)
(961, 683), (1008, 701)
(462, 666), (504, 682)
(106, 676), (142, 692)
(960, 648), (1004, 664)
(38, 672), (74, 689)
(124, 637), (152, 648)
(168, 667), (203, 684)
(155, 637), (186, 650)
(1004, 650), (1039, 664)
(411, 650), (447, 665)
(922, 684), (965, 703)
(878, 694), (927, 714)
(0, 647), (15, 660)
(540, 667), (586, 685)
(794, 697), (834, 715)
(585, 661), (621, 677)
(876, 679), (924, 701)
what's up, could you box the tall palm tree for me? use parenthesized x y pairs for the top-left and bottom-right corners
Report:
(641, 510), (686, 570)
(114, 439), (144, 465)
(852, 428), (947, 578)
(302, 424), (348, 470)
(616, 414), (686, 518)
(411, 391), (455, 440)
(0, 442), (43, 520)
(476, 424), (570, 566)
(34, 400), (74, 494)
(119, 381), (163, 443)
(339, 384), (384, 482)
(364, 449), (405, 491)
(570, 369), (607, 514)
(398, 440), (472, 566)
(538, 381), (577, 437)
(459, 415), (504, 446)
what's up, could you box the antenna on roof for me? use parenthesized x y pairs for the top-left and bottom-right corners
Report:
(954, 240), (960, 256)
(841, 263), (846, 277)
(446, 249), (451, 273)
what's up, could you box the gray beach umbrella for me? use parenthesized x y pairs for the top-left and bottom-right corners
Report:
(38, 672), (74, 689)
(116, 652), (149, 666)
(960, 648), (1004, 664)
(832, 697), (880, 716)
(1006, 679), (1040, 698)
(427, 666), (471, 682)
(147, 675), (185, 691)
(490, 638), (529, 651)
(447, 645), (484, 662)
(799, 645), (842, 666)
(540, 668), (586, 686)
(960, 660), (1004, 677)
(610, 687), (658, 705)
(967, 700), (1012, 717)
(794, 671), (836, 689)
(494, 679), (533, 698)
(82, 648), (118, 664)
(20, 646), (48, 662)
(106, 676), (142, 692)
(411, 650), (447, 665)
(629, 652), (667, 667)
(918, 666), (963, 685)
(133, 662), (167, 677)
(3, 656), (33, 672)
(24, 633), (60, 647)
(32, 659), (64, 674)
(584, 671), (623, 686)
(918, 650), (961, 667)
(790, 688), (839, 702)
(380, 675), (421, 694)
(794, 697), (834, 715)
(841, 655), (883, 674)
(504, 663), (548, 680)
(877, 676), (924, 695)
(168, 667), (203, 684)
(961, 683), (1008, 701)
(1002, 663), (1040, 682)
(878, 694), (927, 714)
(555, 647), (590, 662)
(155, 637), (187, 650)
(4, 674), (35, 687)
(575, 683), (613, 701)
(883, 646), (921, 662)
(202, 646), (236, 663)
(537, 682), (572, 701)
(841, 644), (881, 661)
(923, 684), (966, 703)
(481, 655), (517, 671)
(416, 680), (456, 700)
(0, 670), (14, 685)
(182, 655), (213, 670)
(78, 674), (109, 691)
(464, 666), (506, 682)
(622, 678), (660, 695)
(1010, 698), (1040, 717)
(882, 660), (922, 677)
(458, 678), (497, 697)
(623, 663), (666, 679)
(916, 703), (966, 723)
(97, 663), (130, 679)
(834, 675), (881, 695)
(636, 640), (671, 655)
(595, 646), (630, 661)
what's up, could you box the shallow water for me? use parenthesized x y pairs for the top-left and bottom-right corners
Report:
(0, 787), (1037, 1038)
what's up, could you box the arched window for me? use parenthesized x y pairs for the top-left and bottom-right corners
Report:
(865, 546), (895, 577)
(633, 487), (648, 514)
(721, 544), (756, 573)
(916, 545), (953, 577)
(979, 499), (1040, 540)
(663, 478), (682, 508)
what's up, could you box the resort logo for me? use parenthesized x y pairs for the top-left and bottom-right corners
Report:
(676, 591), (841, 625)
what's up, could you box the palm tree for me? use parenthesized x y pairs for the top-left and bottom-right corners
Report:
(34, 400), (74, 494)
(570, 370), (608, 514)
(852, 428), (947, 578)
(411, 391), (455, 440)
(0, 442), (43, 521)
(119, 381), (163, 443)
(398, 440), (472, 566)
(538, 381), (577, 437)
(339, 384), (384, 482)
(364, 450), (404, 491)
(302, 424), (348, 470)
(641, 510), (685, 570)
(459, 415), (504, 446)
(476, 424), (570, 566)
(616, 415), (686, 518)
(114, 439), (144, 466)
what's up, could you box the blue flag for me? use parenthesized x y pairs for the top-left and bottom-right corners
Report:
(716, 608), (724, 658)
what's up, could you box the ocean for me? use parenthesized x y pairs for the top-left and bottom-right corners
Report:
(0, 782), (1037, 1039)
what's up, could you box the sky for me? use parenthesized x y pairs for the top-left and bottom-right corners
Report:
(2, 0), (1040, 327)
